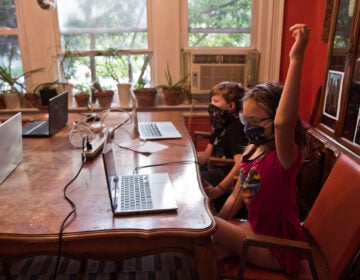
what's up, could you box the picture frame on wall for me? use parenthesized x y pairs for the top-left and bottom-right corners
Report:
(353, 107), (360, 145)
(323, 70), (344, 120)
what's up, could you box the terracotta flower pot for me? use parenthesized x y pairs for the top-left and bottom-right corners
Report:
(133, 88), (157, 107)
(0, 94), (6, 109)
(24, 93), (40, 108)
(74, 93), (90, 107)
(3, 93), (21, 109)
(95, 90), (114, 108)
(162, 88), (182, 106)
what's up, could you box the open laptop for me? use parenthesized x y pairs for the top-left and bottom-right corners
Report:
(0, 113), (23, 184)
(102, 131), (178, 216)
(130, 90), (182, 140)
(22, 91), (68, 137)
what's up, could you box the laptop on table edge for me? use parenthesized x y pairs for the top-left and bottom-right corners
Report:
(101, 130), (178, 216)
(129, 89), (182, 140)
(22, 91), (68, 137)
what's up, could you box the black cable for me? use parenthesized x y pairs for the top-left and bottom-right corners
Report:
(52, 138), (87, 280)
(133, 160), (198, 174)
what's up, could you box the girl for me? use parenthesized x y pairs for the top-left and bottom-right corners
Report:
(212, 24), (310, 273)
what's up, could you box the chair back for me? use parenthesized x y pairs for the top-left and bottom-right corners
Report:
(303, 153), (360, 280)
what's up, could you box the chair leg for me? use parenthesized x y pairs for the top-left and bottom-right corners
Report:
(78, 258), (87, 279)
(1, 260), (12, 280)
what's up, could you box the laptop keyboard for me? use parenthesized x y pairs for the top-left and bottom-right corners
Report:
(139, 123), (162, 138)
(22, 121), (49, 135)
(119, 174), (153, 211)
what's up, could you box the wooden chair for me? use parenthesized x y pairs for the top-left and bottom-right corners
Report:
(218, 153), (360, 280)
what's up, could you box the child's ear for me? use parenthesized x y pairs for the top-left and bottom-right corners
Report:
(228, 101), (235, 111)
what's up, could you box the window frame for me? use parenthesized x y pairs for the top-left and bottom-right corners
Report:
(317, 0), (360, 156)
(53, 0), (154, 87)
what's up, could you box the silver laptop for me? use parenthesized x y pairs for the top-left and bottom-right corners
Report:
(129, 90), (182, 140)
(102, 131), (178, 216)
(0, 113), (22, 184)
(22, 91), (68, 137)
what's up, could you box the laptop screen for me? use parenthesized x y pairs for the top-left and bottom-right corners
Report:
(0, 113), (22, 184)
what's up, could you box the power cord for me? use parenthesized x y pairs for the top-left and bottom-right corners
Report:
(52, 137), (87, 280)
(133, 160), (198, 174)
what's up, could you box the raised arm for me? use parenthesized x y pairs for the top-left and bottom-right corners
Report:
(274, 24), (310, 169)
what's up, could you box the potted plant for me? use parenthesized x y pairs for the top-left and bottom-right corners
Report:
(23, 88), (40, 108)
(133, 78), (157, 107)
(156, 63), (189, 106)
(73, 84), (90, 107)
(34, 81), (60, 107)
(90, 81), (113, 108)
(0, 65), (43, 109)
(58, 39), (78, 107)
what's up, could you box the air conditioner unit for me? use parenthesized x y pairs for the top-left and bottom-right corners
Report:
(189, 50), (260, 94)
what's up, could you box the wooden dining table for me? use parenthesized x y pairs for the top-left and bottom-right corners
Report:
(0, 110), (217, 280)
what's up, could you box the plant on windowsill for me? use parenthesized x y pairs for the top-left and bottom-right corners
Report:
(57, 42), (76, 105)
(0, 65), (43, 109)
(73, 83), (90, 108)
(33, 81), (61, 107)
(133, 78), (157, 107)
(100, 48), (132, 107)
(93, 81), (114, 108)
(156, 63), (189, 106)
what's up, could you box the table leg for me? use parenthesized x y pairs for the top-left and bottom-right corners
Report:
(195, 243), (218, 280)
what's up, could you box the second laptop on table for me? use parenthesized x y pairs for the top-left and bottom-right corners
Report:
(129, 89), (182, 140)
(22, 91), (68, 137)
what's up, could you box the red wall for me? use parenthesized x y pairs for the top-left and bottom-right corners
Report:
(280, 0), (329, 124)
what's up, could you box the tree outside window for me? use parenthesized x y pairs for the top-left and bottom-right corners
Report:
(187, 0), (252, 48)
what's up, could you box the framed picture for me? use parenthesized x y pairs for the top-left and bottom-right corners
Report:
(323, 70), (344, 120)
(353, 107), (360, 145)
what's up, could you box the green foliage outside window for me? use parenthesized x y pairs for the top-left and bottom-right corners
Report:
(188, 0), (252, 47)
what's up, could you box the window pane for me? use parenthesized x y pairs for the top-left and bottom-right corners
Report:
(57, 0), (148, 51)
(0, 0), (17, 28)
(188, 0), (251, 47)
(0, 35), (24, 92)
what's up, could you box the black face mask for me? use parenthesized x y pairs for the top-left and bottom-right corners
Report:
(244, 123), (270, 145)
(208, 104), (232, 131)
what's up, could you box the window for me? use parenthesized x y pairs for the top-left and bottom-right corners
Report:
(187, 0), (252, 48)
(56, 0), (152, 91)
(183, 0), (283, 83)
(318, 0), (360, 155)
(0, 0), (24, 92)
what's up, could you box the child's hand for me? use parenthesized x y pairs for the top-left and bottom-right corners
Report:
(289, 24), (310, 60)
(203, 180), (225, 199)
